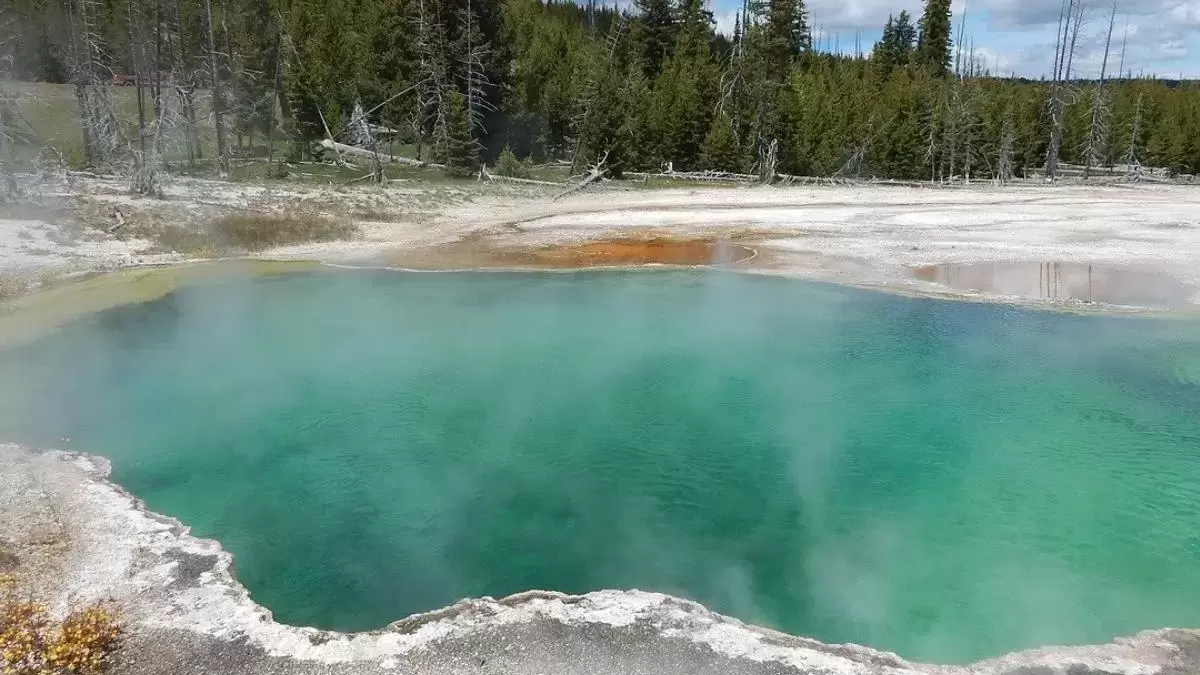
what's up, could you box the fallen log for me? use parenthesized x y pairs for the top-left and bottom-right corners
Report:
(317, 139), (446, 169)
(553, 151), (609, 201)
(625, 169), (756, 184)
(480, 166), (563, 187)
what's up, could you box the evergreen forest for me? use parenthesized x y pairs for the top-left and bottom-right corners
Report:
(2, 0), (1199, 185)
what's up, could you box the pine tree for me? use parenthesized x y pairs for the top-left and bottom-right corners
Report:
(494, 145), (532, 177)
(5, 0), (1200, 183)
(634, 0), (676, 77)
(647, 0), (716, 170)
(619, 62), (655, 170)
(762, 0), (803, 73)
(893, 11), (916, 64)
(915, 0), (952, 77)
(790, 0), (810, 55)
(872, 15), (896, 64)
(443, 89), (479, 176)
(700, 110), (745, 172)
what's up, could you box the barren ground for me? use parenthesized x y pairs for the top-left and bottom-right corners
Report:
(3, 177), (1199, 311)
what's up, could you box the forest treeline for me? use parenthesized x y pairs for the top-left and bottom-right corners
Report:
(1, 0), (1199, 185)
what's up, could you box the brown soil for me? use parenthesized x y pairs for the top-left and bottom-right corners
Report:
(386, 237), (756, 270)
(528, 238), (754, 267)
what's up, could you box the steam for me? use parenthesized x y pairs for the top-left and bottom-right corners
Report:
(1, 266), (1199, 665)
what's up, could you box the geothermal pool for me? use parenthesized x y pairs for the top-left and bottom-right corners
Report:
(2, 268), (1200, 663)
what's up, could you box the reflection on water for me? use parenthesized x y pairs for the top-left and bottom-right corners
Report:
(914, 262), (1197, 308)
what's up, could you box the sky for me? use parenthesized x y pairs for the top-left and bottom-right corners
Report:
(707, 0), (1200, 79)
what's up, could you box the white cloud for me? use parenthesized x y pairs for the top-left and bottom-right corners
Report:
(702, 0), (1200, 76)
(805, 0), (924, 30)
(713, 8), (740, 36)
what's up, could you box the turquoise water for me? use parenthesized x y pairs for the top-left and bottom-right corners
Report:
(2, 269), (1200, 663)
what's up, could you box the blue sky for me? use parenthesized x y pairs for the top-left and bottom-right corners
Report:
(708, 0), (1200, 79)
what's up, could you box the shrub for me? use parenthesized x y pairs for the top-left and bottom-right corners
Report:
(493, 146), (533, 179)
(0, 576), (122, 675)
(212, 214), (359, 252)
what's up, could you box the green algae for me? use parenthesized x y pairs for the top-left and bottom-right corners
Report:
(0, 261), (323, 348)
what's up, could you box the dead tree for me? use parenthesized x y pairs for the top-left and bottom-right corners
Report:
(125, 0), (163, 195)
(1117, 16), (1128, 79)
(0, 37), (17, 201)
(1045, 0), (1075, 181)
(456, 0), (495, 137)
(350, 101), (384, 183)
(67, 0), (125, 168)
(996, 110), (1015, 184)
(204, 0), (229, 172)
(151, 0), (165, 155)
(944, 82), (960, 180)
(924, 85), (943, 183)
(266, 21), (286, 165)
(1064, 0), (1088, 83)
(412, 0), (452, 162)
(1084, 0), (1118, 180)
(1122, 92), (1143, 179)
(554, 150), (609, 200)
(943, 80), (981, 183)
(167, 0), (202, 167)
(319, 138), (444, 169)
(755, 137), (778, 183)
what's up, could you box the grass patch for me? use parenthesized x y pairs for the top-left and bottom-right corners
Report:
(1, 574), (123, 675)
(7, 82), (218, 170)
(212, 214), (358, 252)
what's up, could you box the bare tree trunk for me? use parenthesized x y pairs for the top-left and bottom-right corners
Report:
(996, 111), (1015, 184)
(413, 0), (452, 162)
(953, 0), (969, 79)
(153, 0), (165, 156)
(457, 0), (494, 138)
(925, 87), (940, 183)
(1045, 0), (1075, 181)
(945, 85), (959, 181)
(169, 0), (200, 166)
(350, 100), (384, 183)
(1064, 0), (1087, 82)
(69, 0), (124, 169)
(0, 64), (17, 201)
(66, 0), (97, 165)
(266, 18), (287, 165)
(127, 0), (147, 155)
(126, 0), (162, 195)
(1085, 0), (1117, 180)
(204, 0), (229, 172)
(1123, 92), (1142, 179)
(219, 0), (240, 158)
(0, 118), (14, 202)
(1117, 16), (1128, 79)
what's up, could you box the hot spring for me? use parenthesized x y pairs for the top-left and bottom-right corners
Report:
(2, 268), (1199, 664)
